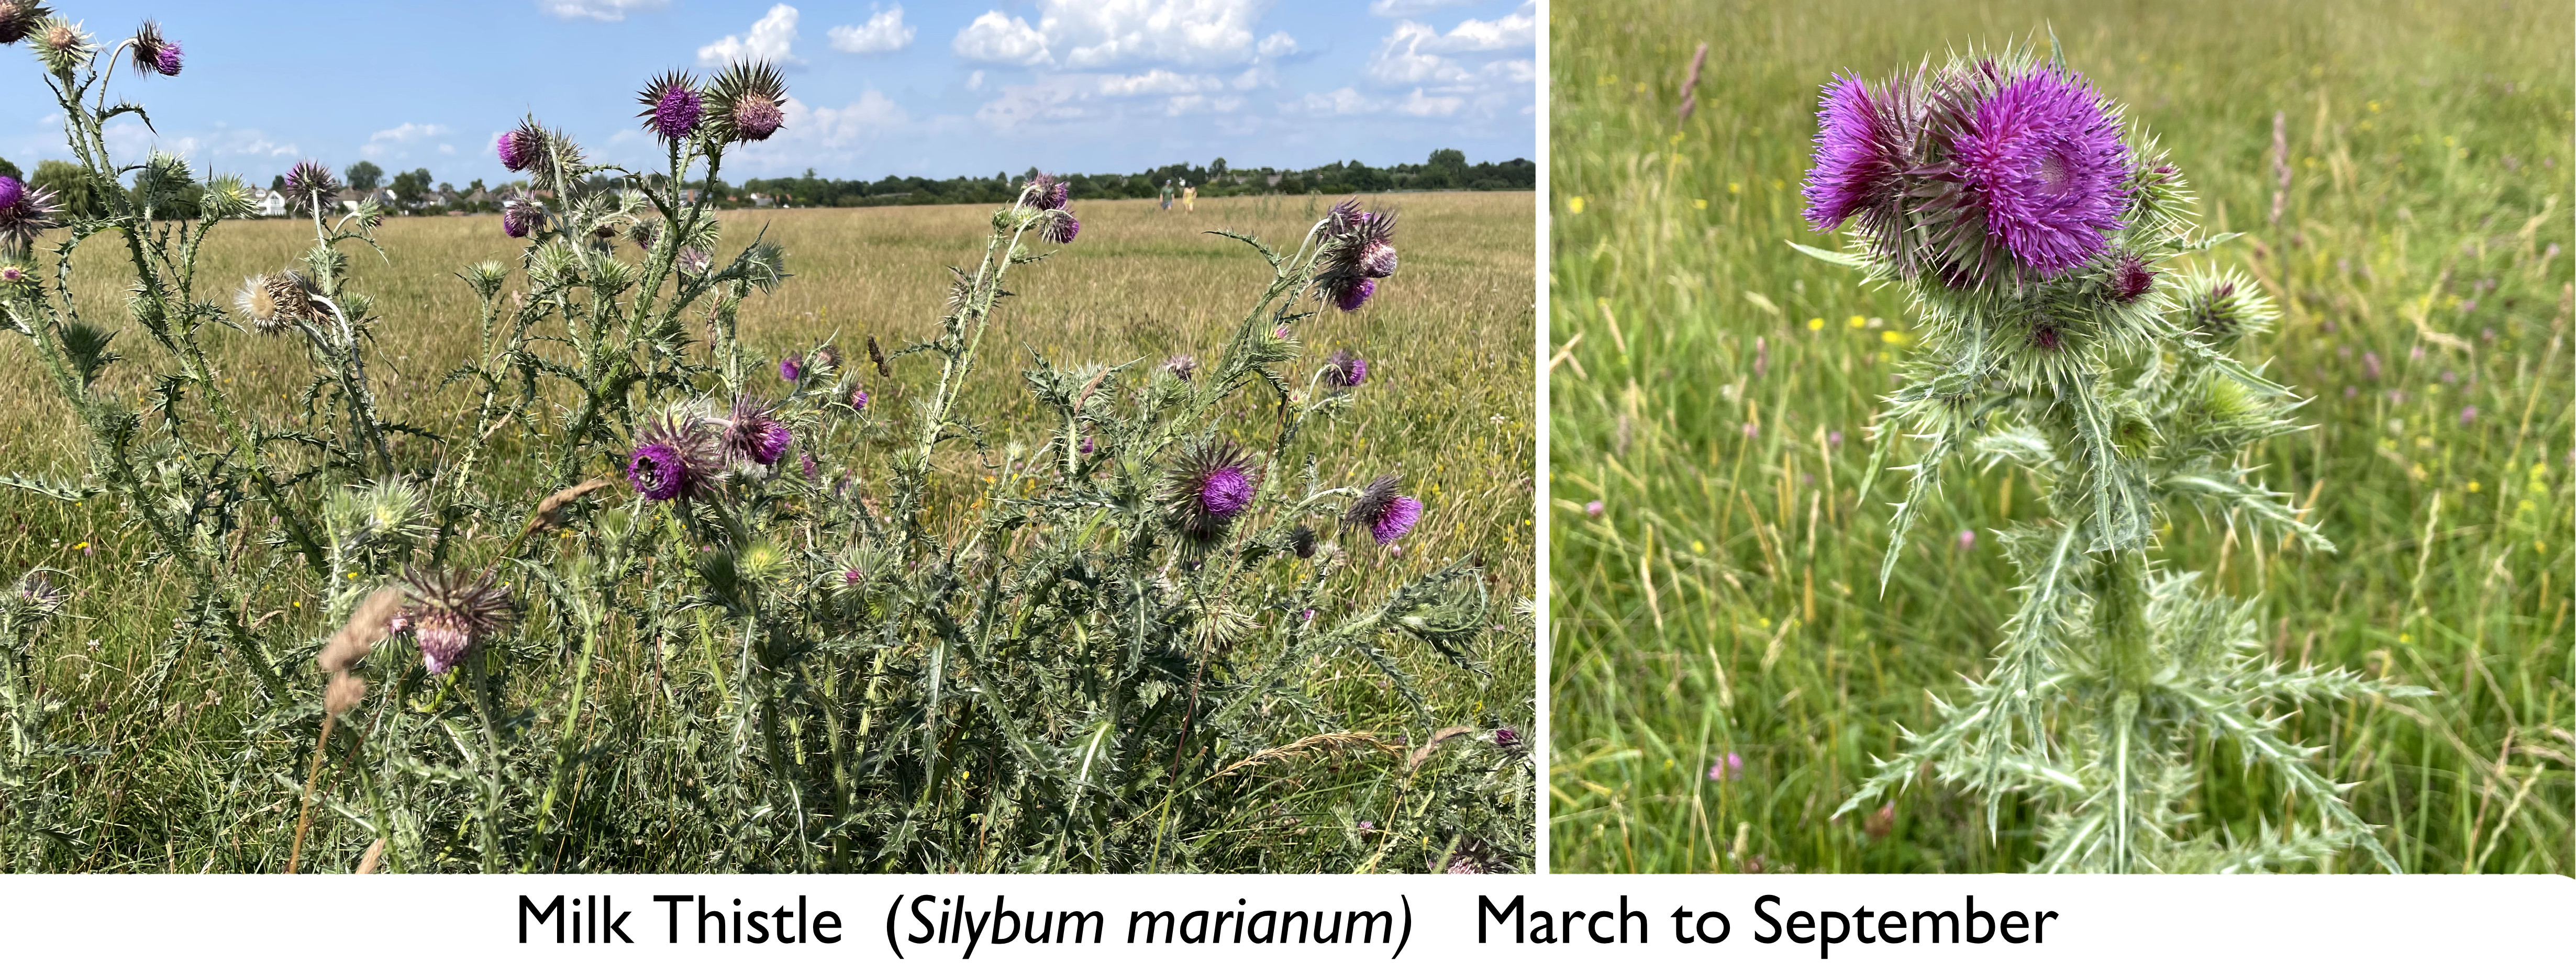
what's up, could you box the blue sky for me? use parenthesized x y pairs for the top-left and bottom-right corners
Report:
(0, 1), (1535, 188)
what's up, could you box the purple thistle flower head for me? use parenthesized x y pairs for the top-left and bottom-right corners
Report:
(708, 61), (789, 142)
(0, 266), (21, 284)
(1167, 441), (1260, 542)
(1328, 275), (1375, 312)
(1078, 435), (1095, 455)
(496, 118), (549, 173)
(399, 568), (516, 677)
(724, 395), (793, 466)
(1803, 72), (1917, 237)
(800, 451), (817, 480)
(1945, 68), (2131, 277)
(678, 247), (713, 276)
(779, 353), (804, 382)
(1358, 240), (1398, 278)
(637, 71), (704, 143)
(850, 386), (870, 410)
(284, 160), (341, 212)
(501, 199), (536, 238)
(1325, 349), (1369, 388)
(1493, 726), (1522, 749)
(626, 442), (687, 500)
(1346, 475), (1421, 545)
(0, 176), (20, 211)
(1029, 172), (1070, 211)
(1163, 354), (1197, 382)
(1202, 468), (1252, 518)
(2107, 252), (2155, 303)
(0, 3), (41, 45)
(1042, 207), (1080, 244)
(130, 21), (180, 77)
(627, 411), (721, 502)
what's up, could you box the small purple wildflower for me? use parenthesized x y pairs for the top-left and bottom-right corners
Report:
(2363, 351), (2383, 379)
(1585, 500), (1604, 518)
(2461, 299), (2478, 314)
(2344, 385), (2357, 398)
(850, 386), (870, 410)
(780, 353), (804, 382)
(2461, 406), (2479, 426)
(1079, 435), (1095, 455)
(1710, 752), (1744, 781)
(800, 451), (817, 480)
(2440, 370), (2457, 385)
(2410, 345), (2425, 361)
(1957, 528), (1977, 551)
(1493, 726), (1521, 749)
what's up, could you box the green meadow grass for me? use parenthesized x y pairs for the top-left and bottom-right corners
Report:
(0, 193), (1536, 871)
(1549, 0), (2571, 873)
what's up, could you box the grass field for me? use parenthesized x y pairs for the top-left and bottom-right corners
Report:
(1549, 0), (2572, 873)
(0, 191), (1536, 871)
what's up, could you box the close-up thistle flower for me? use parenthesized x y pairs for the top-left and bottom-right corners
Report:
(778, 352), (803, 382)
(1163, 353), (1197, 381)
(232, 271), (319, 333)
(1345, 474), (1422, 545)
(397, 569), (516, 676)
(0, 2), (45, 45)
(501, 195), (540, 238)
(637, 70), (703, 143)
(1042, 206), (1079, 244)
(626, 409), (723, 501)
(0, 178), (59, 252)
(704, 60), (787, 143)
(721, 395), (792, 467)
(1027, 172), (1070, 211)
(1311, 198), (1399, 311)
(128, 19), (177, 76)
(496, 117), (549, 173)
(31, 15), (88, 73)
(283, 159), (340, 213)
(1324, 349), (1369, 388)
(1165, 440), (1259, 542)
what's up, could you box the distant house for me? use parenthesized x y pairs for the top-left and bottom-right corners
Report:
(747, 193), (775, 208)
(336, 188), (399, 212)
(252, 188), (286, 217)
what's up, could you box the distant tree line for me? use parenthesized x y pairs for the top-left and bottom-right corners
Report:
(730, 148), (1533, 209)
(0, 147), (1532, 219)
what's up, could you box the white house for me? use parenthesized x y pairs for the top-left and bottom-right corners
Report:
(253, 188), (286, 217)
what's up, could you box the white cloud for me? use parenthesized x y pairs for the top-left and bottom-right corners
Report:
(1041, 0), (1270, 69)
(539, 0), (668, 21)
(698, 4), (801, 66)
(1366, 0), (1473, 16)
(782, 92), (912, 147)
(1096, 69), (1226, 97)
(1289, 87), (1377, 115)
(828, 6), (915, 54)
(953, 2), (1290, 71)
(954, 11), (1051, 66)
(1396, 88), (1464, 116)
(362, 122), (451, 159)
(1431, 7), (1534, 52)
(967, 70), (986, 91)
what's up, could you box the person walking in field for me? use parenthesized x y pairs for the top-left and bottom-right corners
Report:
(1182, 180), (1196, 212)
(1159, 178), (1172, 211)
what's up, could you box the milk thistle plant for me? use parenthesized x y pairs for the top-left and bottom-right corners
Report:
(0, 4), (1526, 873)
(1798, 41), (2427, 873)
